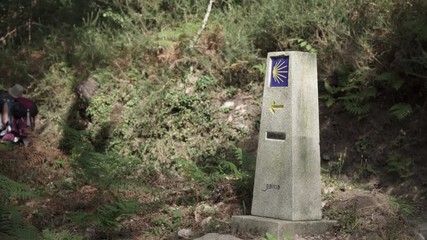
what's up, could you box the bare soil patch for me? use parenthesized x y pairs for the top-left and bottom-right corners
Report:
(321, 188), (417, 239)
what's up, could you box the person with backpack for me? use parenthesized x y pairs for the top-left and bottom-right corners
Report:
(0, 84), (38, 145)
(1, 84), (24, 127)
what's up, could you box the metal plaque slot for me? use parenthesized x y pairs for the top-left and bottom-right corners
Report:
(266, 131), (286, 141)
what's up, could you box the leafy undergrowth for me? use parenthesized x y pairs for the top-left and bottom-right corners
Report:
(0, 135), (252, 239)
(1, 140), (422, 240)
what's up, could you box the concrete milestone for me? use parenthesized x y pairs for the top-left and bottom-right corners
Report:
(231, 51), (336, 238)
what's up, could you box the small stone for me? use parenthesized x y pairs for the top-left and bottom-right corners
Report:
(221, 101), (235, 109)
(228, 115), (233, 122)
(64, 177), (74, 184)
(236, 123), (248, 130)
(188, 74), (199, 84)
(201, 216), (212, 226)
(322, 186), (335, 195)
(84, 227), (96, 240)
(236, 108), (247, 115)
(194, 233), (242, 240)
(339, 174), (350, 183)
(185, 86), (195, 95)
(198, 204), (217, 214)
(177, 229), (193, 239)
(321, 201), (327, 208)
(235, 104), (246, 110)
(322, 154), (331, 161)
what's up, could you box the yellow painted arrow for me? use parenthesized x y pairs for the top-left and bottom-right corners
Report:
(269, 100), (284, 114)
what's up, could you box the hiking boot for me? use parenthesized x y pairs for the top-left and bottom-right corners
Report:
(0, 125), (11, 136)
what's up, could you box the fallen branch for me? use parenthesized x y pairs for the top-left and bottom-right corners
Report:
(0, 21), (33, 45)
(188, 0), (215, 49)
(0, 28), (18, 45)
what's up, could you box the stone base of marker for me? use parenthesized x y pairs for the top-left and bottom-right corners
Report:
(231, 215), (337, 238)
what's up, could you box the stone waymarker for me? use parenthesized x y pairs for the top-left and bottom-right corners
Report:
(231, 51), (336, 237)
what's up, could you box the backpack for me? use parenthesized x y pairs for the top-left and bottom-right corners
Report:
(10, 97), (38, 131)
(1, 97), (38, 143)
(0, 90), (13, 113)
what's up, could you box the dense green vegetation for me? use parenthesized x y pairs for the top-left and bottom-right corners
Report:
(1, 0), (426, 239)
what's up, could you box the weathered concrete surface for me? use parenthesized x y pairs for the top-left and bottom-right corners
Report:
(251, 51), (321, 220)
(231, 215), (336, 238)
(194, 233), (242, 240)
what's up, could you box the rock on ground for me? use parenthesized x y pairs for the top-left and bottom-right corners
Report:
(194, 233), (242, 240)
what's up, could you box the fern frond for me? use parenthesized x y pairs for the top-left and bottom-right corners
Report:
(339, 88), (376, 101)
(319, 94), (335, 107)
(344, 101), (371, 116)
(60, 125), (93, 153)
(175, 158), (210, 184)
(324, 81), (340, 94)
(96, 199), (139, 228)
(233, 146), (243, 162)
(0, 205), (37, 240)
(389, 103), (412, 120)
(252, 63), (266, 75)
(387, 154), (414, 179)
(41, 229), (84, 240)
(70, 199), (139, 230)
(72, 151), (140, 188)
(376, 72), (404, 90)
(220, 160), (243, 178)
(0, 174), (36, 202)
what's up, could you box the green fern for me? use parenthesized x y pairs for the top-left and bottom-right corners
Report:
(95, 198), (139, 228)
(339, 88), (377, 101)
(41, 229), (83, 240)
(375, 72), (404, 90)
(320, 81), (339, 107)
(343, 101), (371, 116)
(233, 145), (244, 163)
(175, 158), (219, 187)
(71, 151), (140, 188)
(319, 94), (335, 107)
(387, 154), (414, 179)
(0, 175), (38, 240)
(0, 205), (38, 240)
(252, 62), (266, 75)
(323, 80), (340, 95)
(219, 160), (243, 179)
(0, 175), (36, 203)
(232, 145), (256, 171)
(61, 126), (141, 188)
(321, 81), (377, 114)
(389, 103), (413, 120)
(70, 198), (139, 230)
(338, 88), (376, 116)
(60, 125), (93, 154)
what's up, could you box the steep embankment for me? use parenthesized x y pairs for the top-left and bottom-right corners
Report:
(1, 0), (427, 239)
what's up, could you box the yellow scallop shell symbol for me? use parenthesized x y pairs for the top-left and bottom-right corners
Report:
(272, 60), (288, 84)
